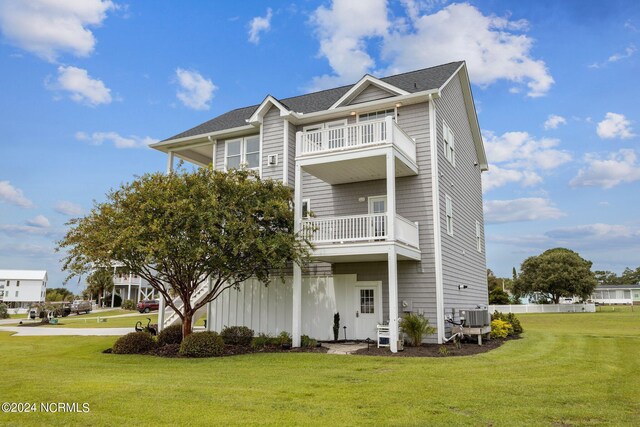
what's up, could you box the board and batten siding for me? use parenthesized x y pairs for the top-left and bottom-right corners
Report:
(349, 84), (394, 105)
(434, 73), (488, 317)
(261, 106), (284, 180)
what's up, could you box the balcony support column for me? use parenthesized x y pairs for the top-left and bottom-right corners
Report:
(158, 152), (175, 332)
(388, 247), (399, 353)
(292, 163), (303, 348)
(386, 150), (396, 240)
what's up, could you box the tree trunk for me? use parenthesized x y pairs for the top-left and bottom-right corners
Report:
(182, 312), (193, 340)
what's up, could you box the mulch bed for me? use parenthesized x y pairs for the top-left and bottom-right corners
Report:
(105, 343), (329, 358)
(352, 336), (519, 357)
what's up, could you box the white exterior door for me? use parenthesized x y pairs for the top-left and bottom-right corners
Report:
(354, 286), (378, 340)
(368, 196), (387, 238)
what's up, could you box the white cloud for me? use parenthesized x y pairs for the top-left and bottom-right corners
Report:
(596, 112), (635, 139)
(50, 66), (112, 106)
(482, 165), (542, 192)
(0, 224), (54, 236)
(0, 242), (54, 257)
(546, 223), (639, 241)
(55, 201), (84, 216)
(75, 131), (158, 149)
(570, 149), (640, 189)
(175, 68), (216, 110)
(26, 214), (50, 228)
(589, 44), (636, 68)
(0, 180), (34, 208)
(544, 114), (566, 130)
(0, 0), (115, 62)
(482, 130), (571, 192)
(382, 3), (553, 97)
(484, 198), (565, 223)
(248, 8), (272, 44)
(309, 0), (389, 90)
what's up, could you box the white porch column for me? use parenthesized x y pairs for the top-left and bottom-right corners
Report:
(292, 162), (303, 348)
(166, 151), (175, 173)
(388, 247), (399, 353)
(206, 277), (214, 332)
(157, 284), (166, 332)
(111, 288), (116, 308)
(386, 150), (396, 240)
(127, 274), (132, 300)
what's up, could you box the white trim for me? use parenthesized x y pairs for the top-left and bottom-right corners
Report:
(367, 195), (387, 214)
(210, 137), (217, 170)
(429, 96), (445, 344)
(330, 75), (410, 110)
(224, 135), (261, 176)
(248, 95), (291, 125)
(283, 120), (289, 185)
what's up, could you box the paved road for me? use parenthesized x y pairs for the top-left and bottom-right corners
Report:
(0, 326), (132, 336)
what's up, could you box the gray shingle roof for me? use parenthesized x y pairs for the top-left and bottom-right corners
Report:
(164, 61), (463, 142)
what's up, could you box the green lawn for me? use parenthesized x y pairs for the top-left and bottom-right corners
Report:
(1, 312), (639, 426)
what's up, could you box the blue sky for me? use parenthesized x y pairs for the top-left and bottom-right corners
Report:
(0, 0), (638, 294)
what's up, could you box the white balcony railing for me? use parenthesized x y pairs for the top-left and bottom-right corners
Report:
(302, 213), (419, 249)
(298, 116), (416, 160)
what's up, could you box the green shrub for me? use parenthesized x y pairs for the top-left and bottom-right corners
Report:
(492, 311), (523, 336)
(112, 332), (157, 354)
(399, 313), (436, 346)
(300, 335), (317, 348)
(121, 299), (136, 311)
(438, 346), (449, 356)
(0, 303), (9, 319)
(221, 326), (254, 346)
(179, 331), (224, 358)
(490, 319), (513, 339)
(154, 344), (180, 357)
(251, 333), (276, 349)
(506, 313), (523, 335)
(277, 331), (292, 347)
(157, 324), (183, 347)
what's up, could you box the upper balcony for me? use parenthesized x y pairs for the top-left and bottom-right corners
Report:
(296, 116), (418, 184)
(301, 213), (421, 262)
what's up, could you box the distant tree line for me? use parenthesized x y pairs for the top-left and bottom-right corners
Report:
(594, 267), (640, 286)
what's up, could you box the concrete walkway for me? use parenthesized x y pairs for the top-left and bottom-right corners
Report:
(323, 342), (368, 355)
(0, 326), (132, 336)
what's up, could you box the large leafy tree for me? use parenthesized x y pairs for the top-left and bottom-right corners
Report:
(58, 168), (308, 339)
(513, 248), (598, 303)
(46, 287), (75, 302)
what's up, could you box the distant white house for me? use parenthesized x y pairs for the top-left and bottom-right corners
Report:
(591, 285), (640, 305)
(0, 270), (47, 308)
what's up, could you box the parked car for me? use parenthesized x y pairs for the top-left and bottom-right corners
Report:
(50, 302), (71, 317)
(70, 300), (92, 314)
(137, 299), (159, 313)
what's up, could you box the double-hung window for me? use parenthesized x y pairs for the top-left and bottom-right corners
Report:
(445, 195), (454, 236)
(225, 135), (260, 172)
(443, 120), (455, 166)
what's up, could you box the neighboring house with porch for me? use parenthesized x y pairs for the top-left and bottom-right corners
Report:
(0, 269), (47, 308)
(108, 272), (157, 306)
(150, 61), (489, 352)
(591, 285), (640, 305)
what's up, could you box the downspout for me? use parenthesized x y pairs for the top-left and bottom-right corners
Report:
(429, 94), (445, 344)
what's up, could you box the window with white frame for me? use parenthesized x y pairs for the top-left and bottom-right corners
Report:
(358, 109), (395, 122)
(225, 135), (260, 171)
(302, 199), (310, 219)
(445, 195), (454, 236)
(476, 220), (482, 252)
(443, 120), (455, 166)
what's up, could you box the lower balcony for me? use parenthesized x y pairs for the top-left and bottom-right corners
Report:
(301, 213), (421, 262)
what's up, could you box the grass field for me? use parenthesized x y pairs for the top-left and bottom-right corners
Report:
(1, 311), (639, 426)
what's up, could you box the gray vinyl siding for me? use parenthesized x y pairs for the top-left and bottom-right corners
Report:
(349, 84), (394, 105)
(434, 74), (488, 315)
(297, 102), (440, 341)
(261, 106), (284, 180)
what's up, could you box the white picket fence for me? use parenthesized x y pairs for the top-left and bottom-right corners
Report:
(488, 304), (596, 314)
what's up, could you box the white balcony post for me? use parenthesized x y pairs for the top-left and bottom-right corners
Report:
(292, 163), (303, 348)
(388, 247), (399, 353)
(385, 115), (393, 144)
(166, 151), (174, 174)
(386, 150), (396, 241)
